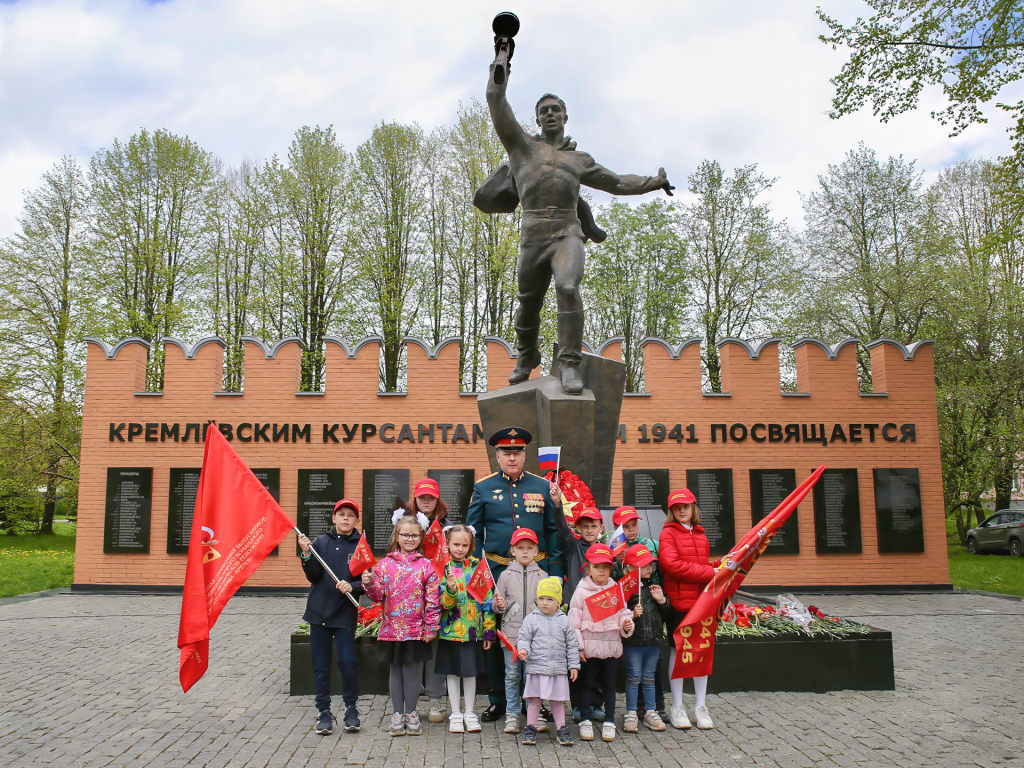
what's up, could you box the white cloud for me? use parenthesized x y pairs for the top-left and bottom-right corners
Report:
(0, 0), (1020, 235)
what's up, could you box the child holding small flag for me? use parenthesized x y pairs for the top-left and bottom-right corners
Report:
(363, 516), (441, 737)
(398, 478), (450, 723)
(516, 577), (579, 747)
(621, 544), (671, 733)
(568, 543), (634, 742)
(434, 525), (496, 734)
(492, 527), (547, 734)
(297, 498), (365, 736)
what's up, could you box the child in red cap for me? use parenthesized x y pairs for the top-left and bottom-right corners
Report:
(658, 488), (719, 731)
(567, 543), (635, 742)
(398, 477), (449, 722)
(621, 544), (671, 733)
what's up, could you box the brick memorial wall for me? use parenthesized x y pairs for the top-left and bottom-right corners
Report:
(73, 333), (948, 590)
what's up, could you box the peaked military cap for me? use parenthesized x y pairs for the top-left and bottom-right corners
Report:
(488, 426), (532, 449)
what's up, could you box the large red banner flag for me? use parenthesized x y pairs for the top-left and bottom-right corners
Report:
(177, 424), (295, 692)
(679, 464), (826, 630)
(348, 531), (377, 577)
(465, 555), (495, 603)
(584, 582), (626, 623)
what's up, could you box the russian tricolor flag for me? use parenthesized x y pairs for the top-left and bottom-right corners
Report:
(538, 446), (560, 473)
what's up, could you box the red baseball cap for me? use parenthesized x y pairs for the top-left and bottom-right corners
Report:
(414, 478), (440, 499)
(612, 506), (642, 525)
(668, 488), (697, 507)
(585, 543), (615, 565)
(624, 543), (657, 568)
(332, 498), (360, 517)
(574, 507), (604, 524)
(511, 528), (539, 546)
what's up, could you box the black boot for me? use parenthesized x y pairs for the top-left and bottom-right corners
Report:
(556, 311), (584, 395)
(509, 323), (541, 385)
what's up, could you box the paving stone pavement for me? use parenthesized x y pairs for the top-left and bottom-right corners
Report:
(0, 591), (1021, 768)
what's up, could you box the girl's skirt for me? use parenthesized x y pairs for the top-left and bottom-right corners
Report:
(376, 639), (432, 664)
(524, 673), (571, 701)
(432, 638), (486, 677)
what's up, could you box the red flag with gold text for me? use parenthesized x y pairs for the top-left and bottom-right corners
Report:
(619, 568), (641, 601)
(584, 582), (626, 623)
(348, 531), (377, 577)
(176, 425), (294, 692)
(429, 528), (450, 579)
(424, 518), (444, 560)
(465, 555), (495, 603)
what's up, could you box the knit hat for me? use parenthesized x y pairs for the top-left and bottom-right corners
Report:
(536, 576), (562, 603)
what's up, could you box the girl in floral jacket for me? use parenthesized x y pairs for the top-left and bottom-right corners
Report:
(363, 516), (441, 737)
(435, 525), (496, 733)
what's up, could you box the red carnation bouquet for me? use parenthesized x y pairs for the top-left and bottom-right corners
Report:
(544, 469), (596, 524)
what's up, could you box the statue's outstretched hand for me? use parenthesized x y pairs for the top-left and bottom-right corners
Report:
(657, 167), (675, 196)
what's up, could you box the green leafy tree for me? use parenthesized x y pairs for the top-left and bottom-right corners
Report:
(795, 144), (939, 384)
(354, 122), (429, 392)
(680, 160), (794, 391)
(819, 1), (1024, 154)
(0, 157), (88, 533)
(583, 199), (688, 391)
(260, 127), (354, 391)
(88, 129), (216, 389)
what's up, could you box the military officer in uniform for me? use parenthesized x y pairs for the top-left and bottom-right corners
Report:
(466, 426), (563, 721)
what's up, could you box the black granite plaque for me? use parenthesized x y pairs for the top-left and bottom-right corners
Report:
(251, 468), (281, 555)
(873, 468), (924, 553)
(749, 469), (799, 555)
(686, 469), (735, 555)
(103, 467), (152, 554)
(428, 469), (474, 526)
(167, 468), (202, 554)
(623, 469), (670, 514)
(813, 468), (862, 554)
(363, 469), (410, 554)
(297, 469), (345, 555)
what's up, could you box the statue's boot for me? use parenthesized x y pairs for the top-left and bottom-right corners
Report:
(509, 324), (541, 385)
(557, 311), (585, 395)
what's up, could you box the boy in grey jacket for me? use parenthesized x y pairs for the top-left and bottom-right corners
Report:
(493, 528), (548, 734)
(517, 577), (580, 746)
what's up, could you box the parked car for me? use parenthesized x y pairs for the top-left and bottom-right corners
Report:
(966, 511), (1024, 557)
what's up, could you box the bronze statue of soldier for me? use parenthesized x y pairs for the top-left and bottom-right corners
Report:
(475, 12), (675, 395)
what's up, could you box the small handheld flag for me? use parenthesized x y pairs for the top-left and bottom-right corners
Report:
(584, 582), (626, 623)
(430, 527), (450, 579)
(619, 568), (641, 601)
(466, 556), (495, 603)
(496, 629), (518, 664)
(424, 518), (444, 560)
(607, 524), (627, 555)
(348, 531), (377, 577)
(538, 446), (560, 473)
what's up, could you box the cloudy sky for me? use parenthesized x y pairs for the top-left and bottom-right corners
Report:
(0, 0), (1020, 237)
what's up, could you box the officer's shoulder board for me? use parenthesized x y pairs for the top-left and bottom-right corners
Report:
(524, 471), (548, 481)
(478, 471), (499, 483)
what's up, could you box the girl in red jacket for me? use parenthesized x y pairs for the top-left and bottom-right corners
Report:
(657, 488), (717, 731)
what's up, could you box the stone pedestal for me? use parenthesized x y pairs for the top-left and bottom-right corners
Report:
(477, 351), (625, 506)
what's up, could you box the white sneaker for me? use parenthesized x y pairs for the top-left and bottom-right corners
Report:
(463, 712), (481, 733)
(535, 714), (548, 733)
(427, 700), (446, 723)
(694, 705), (714, 730)
(623, 711), (639, 733)
(579, 720), (594, 741)
(644, 710), (667, 731)
(670, 706), (691, 730)
(504, 713), (520, 734)
(601, 722), (616, 741)
(448, 713), (464, 733)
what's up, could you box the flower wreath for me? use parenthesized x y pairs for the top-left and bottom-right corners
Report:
(544, 469), (596, 523)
